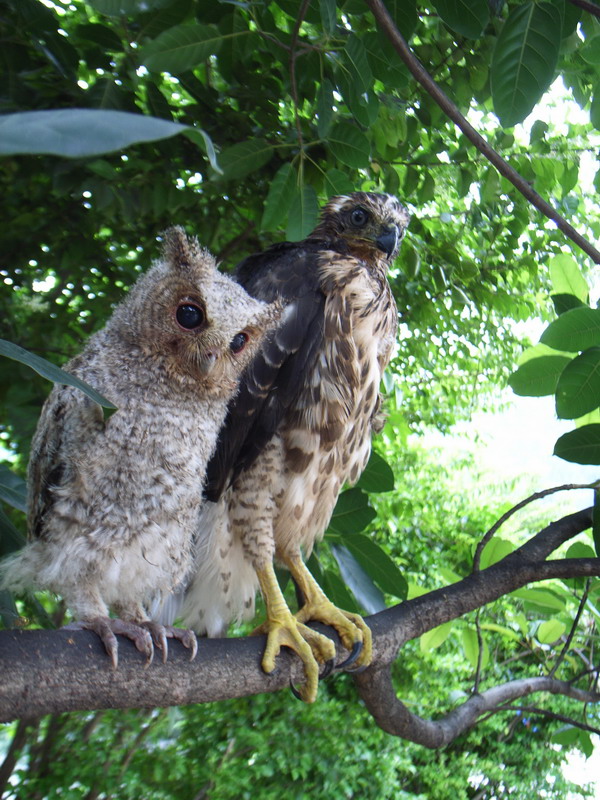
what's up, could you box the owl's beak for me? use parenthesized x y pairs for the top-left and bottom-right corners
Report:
(198, 350), (218, 375)
(375, 225), (399, 258)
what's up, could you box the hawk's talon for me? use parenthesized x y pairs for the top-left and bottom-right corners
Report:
(336, 640), (363, 670)
(320, 657), (335, 679)
(345, 662), (370, 674)
(290, 681), (304, 700)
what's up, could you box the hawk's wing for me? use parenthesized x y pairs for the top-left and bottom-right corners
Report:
(204, 241), (328, 501)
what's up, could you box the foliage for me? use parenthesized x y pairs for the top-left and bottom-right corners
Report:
(1, 0), (600, 795)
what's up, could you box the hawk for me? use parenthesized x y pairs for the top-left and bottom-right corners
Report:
(179, 193), (410, 700)
(1, 229), (280, 667)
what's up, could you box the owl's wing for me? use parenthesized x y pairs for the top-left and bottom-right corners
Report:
(203, 242), (326, 501)
(27, 385), (104, 539)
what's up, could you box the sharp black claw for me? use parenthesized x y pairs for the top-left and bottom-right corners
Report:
(336, 640), (363, 670)
(290, 681), (303, 700)
(320, 658), (335, 679)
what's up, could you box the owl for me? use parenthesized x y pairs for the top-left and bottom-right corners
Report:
(1, 228), (280, 667)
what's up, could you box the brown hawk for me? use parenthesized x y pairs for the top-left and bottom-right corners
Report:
(178, 193), (410, 700)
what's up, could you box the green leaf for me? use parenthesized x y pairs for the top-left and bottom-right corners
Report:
(549, 253), (589, 302)
(0, 340), (116, 410)
(555, 347), (600, 419)
(286, 184), (319, 241)
(431, 0), (489, 39)
(327, 488), (376, 536)
(566, 542), (596, 559)
(591, 85), (600, 132)
(536, 619), (566, 644)
(420, 621), (453, 652)
(330, 543), (386, 614)
(356, 450), (395, 493)
(540, 306), (600, 352)
(183, 128), (222, 175)
(0, 505), (26, 556)
(508, 355), (571, 397)
(0, 109), (189, 159)
(261, 163), (297, 232)
(140, 23), (223, 73)
(511, 587), (566, 613)
(551, 294), (586, 316)
(316, 79), (335, 138)
(554, 424), (600, 465)
(320, 0), (337, 35)
(327, 122), (370, 169)
(478, 537), (514, 569)
(321, 568), (361, 614)
(343, 534), (407, 599)
(344, 36), (373, 96)
(0, 464), (27, 513)
(218, 139), (274, 181)
(491, 2), (562, 127)
(322, 168), (355, 198)
(461, 628), (489, 669)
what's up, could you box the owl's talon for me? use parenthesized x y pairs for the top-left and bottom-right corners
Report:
(63, 617), (154, 667)
(336, 640), (363, 670)
(140, 621), (198, 662)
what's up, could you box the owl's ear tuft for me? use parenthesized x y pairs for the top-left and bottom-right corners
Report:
(161, 227), (215, 277)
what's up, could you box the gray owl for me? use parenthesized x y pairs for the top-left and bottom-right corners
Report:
(1, 228), (280, 666)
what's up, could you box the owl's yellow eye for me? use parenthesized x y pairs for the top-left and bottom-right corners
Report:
(230, 332), (249, 354)
(176, 303), (205, 330)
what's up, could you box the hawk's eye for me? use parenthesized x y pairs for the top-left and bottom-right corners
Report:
(176, 303), (205, 330)
(230, 332), (249, 354)
(350, 207), (369, 227)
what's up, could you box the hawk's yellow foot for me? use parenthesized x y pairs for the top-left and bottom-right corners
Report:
(285, 552), (373, 670)
(255, 562), (336, 703)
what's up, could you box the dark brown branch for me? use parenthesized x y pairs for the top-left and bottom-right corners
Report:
(568, 0), (600, 19)
(353, 668), (600, 747)
(0, 509), (595, 725)
(364, 0), (600, 265)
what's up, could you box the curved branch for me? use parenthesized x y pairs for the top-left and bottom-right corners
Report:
(364, 0), (600, 264)
(0, 508), (596, 727)
(353, 668), (600, 747)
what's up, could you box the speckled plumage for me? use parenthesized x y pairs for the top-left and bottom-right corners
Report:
(178, 193), (410, 699)
(1, 228), (280, 665)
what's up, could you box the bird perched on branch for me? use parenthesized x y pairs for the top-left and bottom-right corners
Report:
(1, 228), (280, 667)
(177, 192), (410, 700)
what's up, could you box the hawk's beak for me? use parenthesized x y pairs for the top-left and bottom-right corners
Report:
(375, 225), (399, 258)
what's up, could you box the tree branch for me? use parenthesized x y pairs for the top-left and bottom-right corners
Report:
(0, 509), (595, 727)
(364, 0), (600, 264)
(352, 668), (600, 747)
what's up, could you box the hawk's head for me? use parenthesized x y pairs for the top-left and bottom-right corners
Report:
(310, 192), (410, 263)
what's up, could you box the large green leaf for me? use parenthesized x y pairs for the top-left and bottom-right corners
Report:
(491, 2), (562, 127)
(0, 464), (27, 513)
(462, 628), (489, 669)
(356, 450), (395, 493)
(540, 306), (600, 353)
(593, 489), (600, 557)
(261, 163), (297, 232)
(554, 424), (600, 465)
(327, 122), (370, 169)
(431, 0), (489, 39)
(183, 128), (222, 175)
(330, 543), (386, 614)
(323, 168), (355, 198)
(327, 488), (376, 536)
(536, 619), (566, 644)
(286, 184), (319, 242)
(343, 534), (407, 599)
(218, 139), (274, 181)
(508, 355), (571, 397)
(555, 347), (600, 419)
(0, 109), (188, 158)
(549, 253), (589, 303)
(140, 23), (223, 72)
(344, 35), (373, 96)
(420, 621), (453, 652)
(0, 339), (116, 410)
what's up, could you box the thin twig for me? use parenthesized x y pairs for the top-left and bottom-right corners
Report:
(549, 580), (591, 679)
(568, 0), (600, 19)
(364, 0), (600, 264)
(473, 483), (600, 572)
(473, 607), (485, 694)
(289, 0), (311, 152)
(499, 703), (600, 736)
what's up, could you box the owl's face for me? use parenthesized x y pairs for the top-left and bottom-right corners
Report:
(111, 229), (280, 390)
